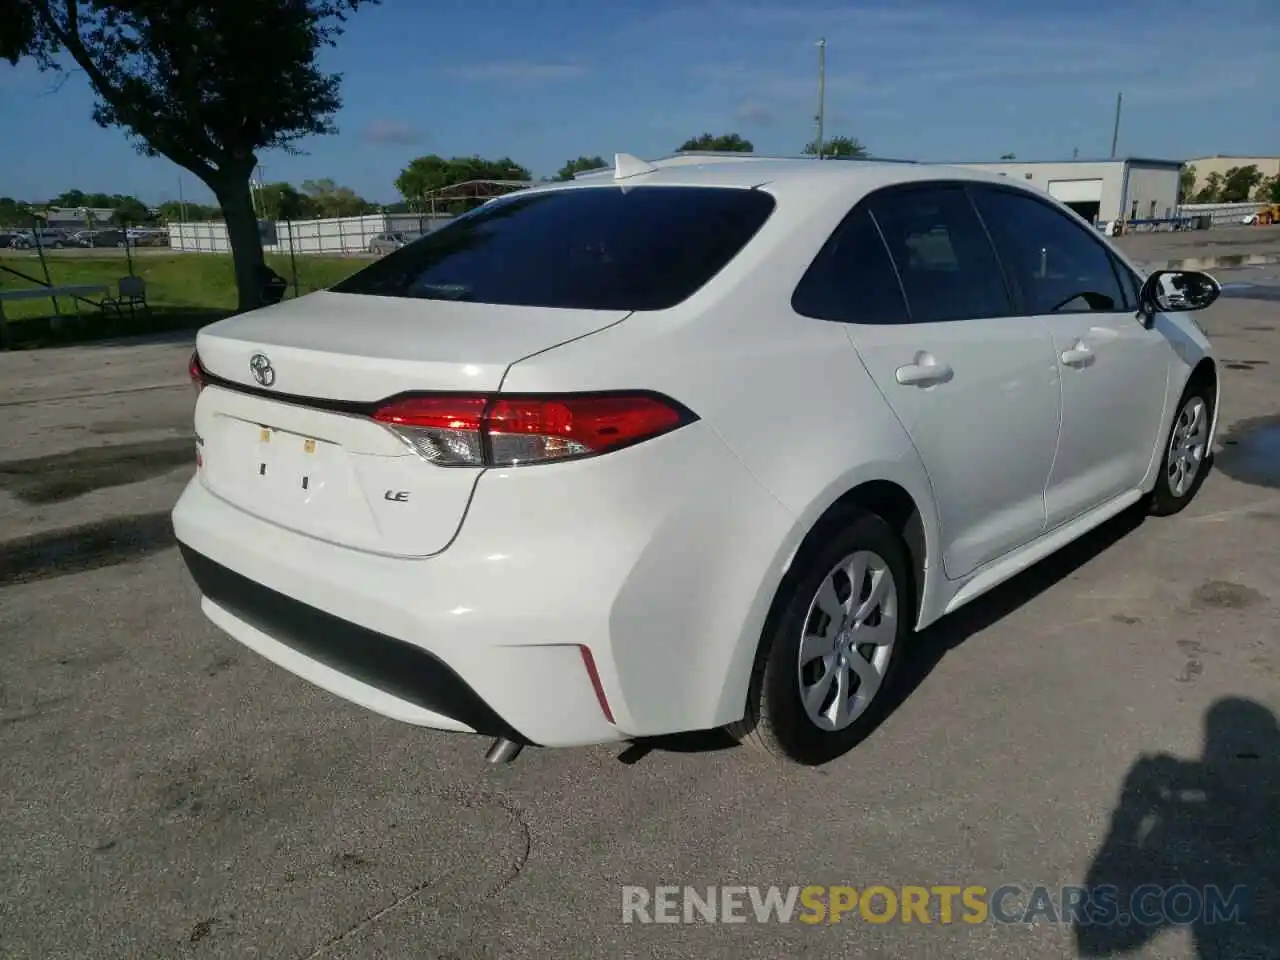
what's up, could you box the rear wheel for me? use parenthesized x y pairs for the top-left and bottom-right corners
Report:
(1150, 382), (1213, 516)
(729, 509), (911, 765)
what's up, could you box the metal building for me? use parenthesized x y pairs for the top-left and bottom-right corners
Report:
(944, 158), (1182, 227)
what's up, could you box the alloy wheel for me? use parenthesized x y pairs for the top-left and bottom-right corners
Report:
(798, 550), (898, 732)
(1167, 396), (1209, 498)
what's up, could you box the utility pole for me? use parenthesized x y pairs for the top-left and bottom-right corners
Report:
(1109, 91), (1122, 159)
(814, 38), (826, 159)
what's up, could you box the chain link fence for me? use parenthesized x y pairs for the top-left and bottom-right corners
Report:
(167, 213), (455, 299)
(1, 213), (449, 329)
(3, 182), (534, 328)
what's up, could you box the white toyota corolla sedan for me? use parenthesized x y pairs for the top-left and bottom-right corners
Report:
(174, 153), (1221, 765)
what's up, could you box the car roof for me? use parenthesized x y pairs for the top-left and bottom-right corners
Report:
(524, 154), (1032, 205)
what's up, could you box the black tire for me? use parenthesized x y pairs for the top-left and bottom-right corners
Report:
(1149, 379), (1214, 517)
(728, 508), (913, 765)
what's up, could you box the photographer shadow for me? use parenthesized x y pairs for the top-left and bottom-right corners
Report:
(1076, 697), (1280, 958)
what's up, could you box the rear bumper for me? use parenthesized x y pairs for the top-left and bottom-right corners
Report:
(171, 422), (799, 747)
(179, 544), (529, 741)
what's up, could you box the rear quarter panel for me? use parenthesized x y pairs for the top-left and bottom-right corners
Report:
(499, 180), (944, 714)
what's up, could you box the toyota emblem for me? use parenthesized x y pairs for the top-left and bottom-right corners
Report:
(249, 353), (275, 387)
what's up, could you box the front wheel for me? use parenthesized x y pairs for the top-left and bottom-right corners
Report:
(729, 509), (912, 765)
(1149, 382), (1214, 516)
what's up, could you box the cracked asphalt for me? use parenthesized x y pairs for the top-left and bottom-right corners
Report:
(1, 254), (1278, 960)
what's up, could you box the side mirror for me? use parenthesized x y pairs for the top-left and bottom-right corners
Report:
(1138, 269), (1221, 326)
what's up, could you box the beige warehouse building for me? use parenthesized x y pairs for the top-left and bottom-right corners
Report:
(948, 158), (1182, 225)
(1184, 155), (1280, 192)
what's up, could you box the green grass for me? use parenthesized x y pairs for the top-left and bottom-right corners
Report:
(0, 252), (367, 323)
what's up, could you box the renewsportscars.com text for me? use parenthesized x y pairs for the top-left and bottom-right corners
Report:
(621, 884), (1249, 926)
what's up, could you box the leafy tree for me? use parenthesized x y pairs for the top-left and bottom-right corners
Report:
(49, 188), (87, 207)
(395, 155), (532, 212)
(1219, 165), (1263, 204)
(1192, 172), (1223, 204)
(678, 132), (753, 152)
(1259, 175), (1280, 204)
(554, 155), (608, 181)
(156, 200), (220, 222)
(300, 178), (374, 217)
(803, 135), (868, 158)
(0, 196), (38, 227)
(38, 189), (152, 224)
(256, 182), (315, 220)
(1179, 164), (1197, 203)
(2, 0), (377, 311)
(110, 196), (151, 225)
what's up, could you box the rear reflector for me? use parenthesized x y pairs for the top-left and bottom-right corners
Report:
(189, 351), (205, 395)
(373, 392), (695, 467)
(578, 644), (616, 724)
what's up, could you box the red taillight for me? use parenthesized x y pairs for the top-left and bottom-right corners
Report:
(371, 392), (693, 467)
(188, 351), (205, 395)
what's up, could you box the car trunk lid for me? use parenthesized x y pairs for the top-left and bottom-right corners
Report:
(192, 292), (630, 557)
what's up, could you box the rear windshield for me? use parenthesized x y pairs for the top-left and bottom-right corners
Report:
(331, 186), (776, 311)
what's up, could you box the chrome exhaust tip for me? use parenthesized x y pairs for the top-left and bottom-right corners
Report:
(484, 737), (524, 763)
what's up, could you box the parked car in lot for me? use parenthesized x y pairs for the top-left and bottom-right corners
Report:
(67, 229), (128, 248)
(175, 154), (1221, 765)
(128, 227), (170, 247)
(10, 229), (69, 249)
(367, 231), (417, 254)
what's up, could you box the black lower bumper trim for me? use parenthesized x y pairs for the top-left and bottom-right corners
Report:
(178, 544), (531, 744)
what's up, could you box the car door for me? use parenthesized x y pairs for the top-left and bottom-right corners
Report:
(970, 185), (1170, 529)
(795, 183), (1062, 580)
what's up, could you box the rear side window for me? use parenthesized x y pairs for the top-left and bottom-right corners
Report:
(792, 208), (909, 324)
(866, 186), (1014, 323)
(971, 186), (1128, 314)
(332, 186), (776, 311)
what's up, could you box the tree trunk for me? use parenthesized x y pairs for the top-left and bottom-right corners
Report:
(210, 174), (266, 314)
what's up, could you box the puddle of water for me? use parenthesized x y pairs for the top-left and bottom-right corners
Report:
(0, 438), (193, 504)
(0, 512), (175, 587)
(1223, 359), (1271, 371)
(1215, 416), (1280, 489)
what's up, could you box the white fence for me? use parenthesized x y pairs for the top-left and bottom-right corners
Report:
(1176, 201), (1269, 228)
(168, 213), (453, 255)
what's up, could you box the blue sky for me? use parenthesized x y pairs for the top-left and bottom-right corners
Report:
(1, 0), (1277, 206)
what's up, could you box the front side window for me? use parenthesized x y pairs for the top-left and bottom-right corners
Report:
(972, 186), (1128, 314)
(333, 186), (776, 311)
(865, 186), (1014, 323)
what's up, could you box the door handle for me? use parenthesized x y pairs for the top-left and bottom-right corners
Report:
(895, 356), (953, 386)
(1060, 342), (1094, 367)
